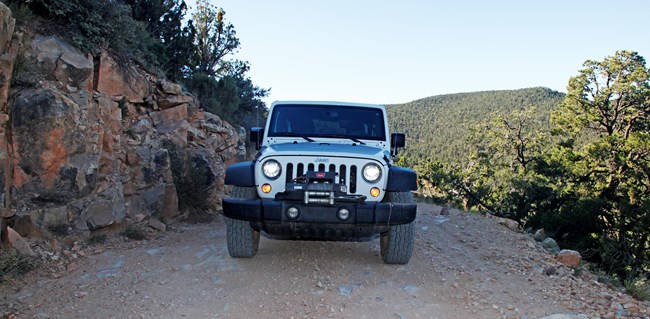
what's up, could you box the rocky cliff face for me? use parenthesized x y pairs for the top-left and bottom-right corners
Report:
(0, 4), (245, 236)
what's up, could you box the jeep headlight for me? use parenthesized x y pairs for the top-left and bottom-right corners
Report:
(362, 163), (382, 183)
(262, 159), (282, 180)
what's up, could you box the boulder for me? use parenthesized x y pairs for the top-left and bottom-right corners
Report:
(557, 249), (582, 268)
(152, 103), (189, 125)
(29, 36), (93, 90)
(85, 184), (125, 230)
(26, 206), (69, 229)
(148, 218), (166, 232)
(157, 80), (182, 95)
(10, 88), (95, 202)
(96, 51), (150, 103)
(86, 200), (117, 230)
(9, 214), (43, 238)
(7, 226), (36, 257)
(0, 2), (15, 54)
(533, 228), (546, 241)
(125, 183), (176, 220)
(542, 237), (560, 254)
(498, 217), (520, 232)
(157, 95), (193, 110)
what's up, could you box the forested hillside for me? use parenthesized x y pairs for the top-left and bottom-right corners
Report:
(386, 87), (565, 167)
(395, 52), (650, 285)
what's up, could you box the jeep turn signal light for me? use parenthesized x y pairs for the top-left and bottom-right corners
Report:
(261, 183), (272, 193)
(370, 187), (380, 197)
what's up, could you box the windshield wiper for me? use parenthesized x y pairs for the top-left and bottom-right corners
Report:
(272, 132), (315, 142)
(319, 134), (366, 145)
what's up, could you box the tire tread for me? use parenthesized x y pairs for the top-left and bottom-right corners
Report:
(225, 187), (260, 258)
(380, 191), (415, 264)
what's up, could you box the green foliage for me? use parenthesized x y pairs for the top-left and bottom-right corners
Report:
(387, 87), (565, 168)
(224, 61), (271, 129)
(5, 1), (34, 23)
(626, 279), (650, 301)
(212, 76), (241, 120)
(11, 0), (269, 123)
(550, 50), (650, 279)
(594, 270), (624, 288)
(184, 73), (241, 122)
(13, 0), (163, 72)
(124, 0), (197, 81)
(191, 0), (240, 77)
(413, 52), (650, 281)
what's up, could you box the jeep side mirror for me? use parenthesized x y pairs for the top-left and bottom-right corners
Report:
(250, 127), (264, 150)
(390, 132), (406, 156)
(391, 132), (405, 148)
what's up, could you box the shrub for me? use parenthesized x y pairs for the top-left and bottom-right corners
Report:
(86, 233), (107, 245)
(10, 0), (163, 73)
(184, 73), (240, 121)
(0, 249), (37, 281)
(121, 224), (146, 240)
(626, 279), (650, 301)
(5, 1), (34, 24)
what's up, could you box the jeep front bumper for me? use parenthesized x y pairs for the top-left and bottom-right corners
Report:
(222, 197), (417, 238)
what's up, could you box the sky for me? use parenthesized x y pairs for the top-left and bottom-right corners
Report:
(189, 0), (650, 105)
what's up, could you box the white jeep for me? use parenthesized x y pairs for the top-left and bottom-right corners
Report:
(223, 101), (417, 264)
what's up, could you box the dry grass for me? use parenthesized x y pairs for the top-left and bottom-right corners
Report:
(626, 279), (650, 301)
(0, 249), (37, 281)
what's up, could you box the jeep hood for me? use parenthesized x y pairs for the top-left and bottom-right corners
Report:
(259, 142), (389, 160)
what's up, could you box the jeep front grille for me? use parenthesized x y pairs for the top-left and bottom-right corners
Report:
(285, 162), (358, 194)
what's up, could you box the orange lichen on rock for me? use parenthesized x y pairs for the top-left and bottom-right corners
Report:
(40, 127), (67, 188)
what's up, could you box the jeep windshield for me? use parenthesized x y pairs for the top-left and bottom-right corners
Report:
(267, 104), (386, 141)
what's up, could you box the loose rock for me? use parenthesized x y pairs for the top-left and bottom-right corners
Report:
(7, 226), (36, 256)
(557, 249), (582, 268)
(148, 218), (166, 232)
(542, 238), (560, 253)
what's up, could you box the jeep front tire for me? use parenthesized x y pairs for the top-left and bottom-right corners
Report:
(225, 187), (260, 258)
(380, 191), (415, 264)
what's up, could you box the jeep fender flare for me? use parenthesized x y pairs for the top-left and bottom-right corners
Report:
(225, 161), (256, 187)
(386, 166), (417, 192)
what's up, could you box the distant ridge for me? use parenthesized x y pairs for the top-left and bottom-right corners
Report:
(386, 87), (565, 166)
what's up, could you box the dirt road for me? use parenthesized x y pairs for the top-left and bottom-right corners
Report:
(2, 204), (648, 318)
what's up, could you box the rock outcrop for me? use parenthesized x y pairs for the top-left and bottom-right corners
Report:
(0, 1), (17, 226)
(0, 16), (245, 235)
(29, 36), (93, 91)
